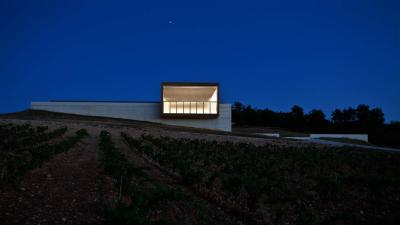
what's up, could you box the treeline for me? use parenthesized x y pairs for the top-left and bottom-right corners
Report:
(232, 102), (400, 147)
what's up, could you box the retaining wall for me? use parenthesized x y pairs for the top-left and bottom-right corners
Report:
(31, 101), (232, 132)
(310, 134), (368, 142)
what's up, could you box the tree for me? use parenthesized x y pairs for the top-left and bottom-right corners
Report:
(331, 109), (343, 124)
(290, 105), (305, 130)
(307, 109), (328, 131)
(231, 102), (386, 134)
(342, 107), (357, 123)
(232, 102), (245, 125)
(369, 108), (385, 126)
(232, 102), (244, 112)
(291, 105), (304, 119)
(356, 104), (371, 124)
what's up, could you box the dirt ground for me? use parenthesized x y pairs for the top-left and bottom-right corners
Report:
(0, 133), (116, 225)
(0, 111), (326, 225)
(0, 117), (321, 149)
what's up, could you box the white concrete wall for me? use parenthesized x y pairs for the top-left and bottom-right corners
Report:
(310, 134), (368, 142)
(31, 101), (232, 132)
(256, 133), (280, 138)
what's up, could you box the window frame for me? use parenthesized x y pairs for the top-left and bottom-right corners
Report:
(161, 82), (220, 119)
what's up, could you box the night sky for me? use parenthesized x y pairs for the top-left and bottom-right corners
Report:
(1, 0), (399, 121)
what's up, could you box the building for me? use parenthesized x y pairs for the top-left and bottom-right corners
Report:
(31, 82), (232, 131)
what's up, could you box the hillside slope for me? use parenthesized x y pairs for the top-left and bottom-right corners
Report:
(1, 110), (399, 225)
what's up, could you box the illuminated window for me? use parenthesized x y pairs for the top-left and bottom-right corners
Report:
(162, 83), (219, 117)
(190, 102), (197, 113)
(163, 102), (170, 113)
(183, 102), (190, 114)
(177, 102), (184, 113)
(170, 102), (177, 113)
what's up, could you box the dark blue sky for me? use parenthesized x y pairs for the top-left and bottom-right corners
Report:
(1, 0), (399, 121)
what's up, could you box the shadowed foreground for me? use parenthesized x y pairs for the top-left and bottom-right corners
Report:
(0, 111), (399, 225)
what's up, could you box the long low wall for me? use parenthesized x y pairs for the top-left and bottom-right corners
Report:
(256, 133), (280, 138)
(31, 101), (232, 132)
(310, 134), (368, 142)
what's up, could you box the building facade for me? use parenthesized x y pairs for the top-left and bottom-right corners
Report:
(31, 82), (232, 131)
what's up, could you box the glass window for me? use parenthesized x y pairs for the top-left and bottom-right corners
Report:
(204, 102), (210, 114)
(170, 102), (177, 113)
(196, 102), (204, 114)
(184, 102), (190, 114)
(163, 102), (170, 113)
(162, 84), (219, 115)
(211, 102), (217, 114)
(177, 102), (184, 113)
(190, 102), (197, 113)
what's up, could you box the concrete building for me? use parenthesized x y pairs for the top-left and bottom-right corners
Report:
(31, 82), (232, 132)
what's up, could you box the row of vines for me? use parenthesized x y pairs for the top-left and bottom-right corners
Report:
(99, 130), (210, 225)
(0, 122), (89, 186)
(121, 133), (400, 225)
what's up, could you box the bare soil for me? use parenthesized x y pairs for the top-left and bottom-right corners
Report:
(0, 134), (116, 225)
(113, 134), (243, 225)
(0, 110), (332, 224)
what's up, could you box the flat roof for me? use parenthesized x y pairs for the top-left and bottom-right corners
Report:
(46, 100), (229, 104)
(162, 82), (219, 86)
(50, 100), (161, 103)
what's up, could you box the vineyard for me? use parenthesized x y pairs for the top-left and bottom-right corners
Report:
(122, 133), (400, 225)
(0, 122), (88, 186)
(1, 115), (400, 225)
(99, 130), (212, 225)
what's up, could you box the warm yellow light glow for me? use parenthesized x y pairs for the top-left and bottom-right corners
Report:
(204, 102), (210, 114)
(163, 85), (218, 114)
(196, 102), (204, 114)
(177, 102), (184, 113)
(190, 102), (197, 113)
(211, 102), (217, 114)
(170, 102), (177, 113)
(184, 102), (190, 114)
(164, 102), (170, 113)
